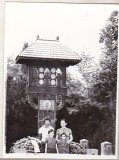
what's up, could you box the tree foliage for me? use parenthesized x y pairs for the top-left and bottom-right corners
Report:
(6, 58), (28, 109)
(6, 58), (37, 152)
(56, 94), (115, 154)
(90, 10), (118, 153)
(92, 11), (118, 106)
(66, 53), (100, 99)
(6, 99), (37, 153)
(66, 72), (87, 97)
(76, 53), (100, 88)
(56, 11), (118, 154)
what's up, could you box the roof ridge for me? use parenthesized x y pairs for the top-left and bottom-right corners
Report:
(37, 39), (59, 42)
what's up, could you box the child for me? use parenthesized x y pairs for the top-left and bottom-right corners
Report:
(45, 129), (58, 153)
(58, 133), (69, 153)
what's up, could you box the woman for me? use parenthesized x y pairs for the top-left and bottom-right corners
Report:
(56, 119), (73, 153)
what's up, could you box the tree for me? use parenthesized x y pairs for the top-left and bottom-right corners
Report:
(92, 11), (118, 107)
(90, 11), (118, 154)
(66, 52), (100, 99)
(6, 99), (37, 153)
(66, 72), (87, 97)
(75, 53), (100, 99)
(7, 57), (28, 102)
(77, 53), (100, 85)
(57, 11), (118, 154)
(6, 57), (38, 152)
(56, 94), (112, 154)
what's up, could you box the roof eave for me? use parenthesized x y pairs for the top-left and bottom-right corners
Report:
(16, 56), (81, 66)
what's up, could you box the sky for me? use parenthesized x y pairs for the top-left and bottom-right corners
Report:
(4, 2), (119, 79)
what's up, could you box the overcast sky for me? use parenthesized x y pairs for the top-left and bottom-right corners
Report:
(4, 3), (118, 79)
(4, 3), (118, 59)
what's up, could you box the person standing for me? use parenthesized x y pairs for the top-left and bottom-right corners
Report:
(38, 117), (54, 153)
(56, 119), (73, 147)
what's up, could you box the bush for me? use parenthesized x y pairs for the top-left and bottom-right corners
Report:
(6, 100), (37, 153)
(56, 95), (116, 154)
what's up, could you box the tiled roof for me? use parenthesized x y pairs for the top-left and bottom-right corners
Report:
(16, 39), (81, 63)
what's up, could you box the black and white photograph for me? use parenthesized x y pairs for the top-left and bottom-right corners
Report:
(3, 2), (119, 159)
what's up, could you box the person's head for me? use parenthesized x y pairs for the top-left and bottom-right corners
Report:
(44, 117), (51, 126)
(48, 129), (54, 138)
(60, 133), (67, 140)
(60, 119), (67, 128)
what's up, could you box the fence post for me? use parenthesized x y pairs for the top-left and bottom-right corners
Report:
(101, 141), (112, 155)
(80, 139), (89, 149)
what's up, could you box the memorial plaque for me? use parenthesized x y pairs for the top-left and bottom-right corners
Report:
(39, 100), (55, 110)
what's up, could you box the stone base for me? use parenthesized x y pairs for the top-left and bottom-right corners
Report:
(86, 149), (98, 155)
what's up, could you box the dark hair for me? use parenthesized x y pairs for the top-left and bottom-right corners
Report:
(60, 119), (66, 123)
(60, 133), (67, 137)
(44, 117), (51, 122)
(48, 129), (54, 134)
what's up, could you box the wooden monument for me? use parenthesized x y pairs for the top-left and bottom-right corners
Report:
(16, 36), (81, 130)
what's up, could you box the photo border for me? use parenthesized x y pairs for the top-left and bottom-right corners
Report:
(0, 0), (119, 159)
